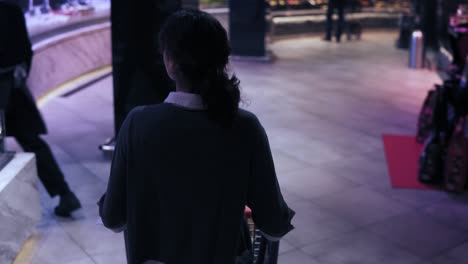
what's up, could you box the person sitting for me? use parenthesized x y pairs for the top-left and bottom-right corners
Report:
(98, 9), (294, 264)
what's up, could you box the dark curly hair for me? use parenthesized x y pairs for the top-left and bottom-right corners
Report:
(159, 9), (241, 125)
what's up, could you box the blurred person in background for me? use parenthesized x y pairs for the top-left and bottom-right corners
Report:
(0, 1), (81, 217)
(325, 0), (346, 42)
(98, 9), (294, 264)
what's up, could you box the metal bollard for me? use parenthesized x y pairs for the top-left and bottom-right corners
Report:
(409, 30), (424, 69)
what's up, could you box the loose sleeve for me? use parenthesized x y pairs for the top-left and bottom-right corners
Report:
(16, 6), (33, 72)
(98, 113), (133, 231)
(246, 116), (295, 240)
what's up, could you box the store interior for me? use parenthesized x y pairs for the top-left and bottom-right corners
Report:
(1, 0), (468, 264)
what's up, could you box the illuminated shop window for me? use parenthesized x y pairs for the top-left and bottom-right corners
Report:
(268, 0), (411, 11)
(200, 0), (228, 9)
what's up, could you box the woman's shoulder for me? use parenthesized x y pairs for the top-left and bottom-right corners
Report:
(237, 108), (256, 120)
(129, 103), (173, 115)
(236, 109), (263, 130)
(127, 105), (264, 131)
(125, 104), (177, 123)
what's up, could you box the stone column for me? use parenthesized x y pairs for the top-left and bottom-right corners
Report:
(420, 0), (438, 48)
(111, 0), (181, 135)
(182, 0), (198, 9)
(229, 0), (267, 58)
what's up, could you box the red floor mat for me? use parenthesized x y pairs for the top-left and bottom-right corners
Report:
(383, 134), (442, 190)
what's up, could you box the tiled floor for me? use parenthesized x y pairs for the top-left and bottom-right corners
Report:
(11, 31), (468, 264)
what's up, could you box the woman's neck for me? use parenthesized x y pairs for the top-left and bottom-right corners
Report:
(175, 78), (192, 93)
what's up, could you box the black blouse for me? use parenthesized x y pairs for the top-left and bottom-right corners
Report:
(98, 100), (294, 264)
(0, 2), (33, 70)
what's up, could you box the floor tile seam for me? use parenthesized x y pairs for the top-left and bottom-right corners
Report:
(412, 206), (468, 233)
(278, 246), (298, 256)
(416, 239), (468, 261)
(280, 189), (308, 203)
(63, 164), (107, 187)
(315, 204), (414, 232)
(297, 130), (386, 149)
(298, 249), (327, 264)
(57, 223), (100, 264)
(94, 93), (114, 104)
(271, 148), (316, 166)
(355, 146), (389, 159)
(56, 152), (108, 185)
(304, 86), (420, 117)
(50, 151), (109, 214)
(351, 204), (417, 227)
(75, 200), (105, 209)
(44, 99), (100, 127)
(315, 153), (385, 171)
(274, 155), (356, 177)
(372, 196), (449, 212)
(277, 153), (350, 170)
(285, 158), (367, 191)
(279, 144), (381, 169)
(277, 165), (368, 186)
(332, 172), (389, 186)
(51, 97), (111, 128)
(293, 225), (364, 252)
(421, 244), (468, 263)
(29, 243), (96, 264)
(293, 108), (394, 140)
(88, 248), (127, 262)
(370, 187), (452, 212)
(295, 186), (356, 209)
(363, 217), (468, 260)
(403, 195), (459, 211)
(295, 224), (423, 262)
(46, 134), (112, 154)
(285, 180), (366, 202)
(438, 238), (468, 261)
(346, 168), (388, 180)
(305, 179), (415, 211)
(52, 255), (97, 264)
(276, 164), (317, 178)
(351, 225), (428, 262)
(45, 143), (80, 164)
(426, 253), (464, 264)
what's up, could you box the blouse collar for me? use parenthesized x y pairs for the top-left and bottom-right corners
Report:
(164, 92), (206, 110)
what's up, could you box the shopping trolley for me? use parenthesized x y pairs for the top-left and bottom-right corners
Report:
(242, 207), (280, 264)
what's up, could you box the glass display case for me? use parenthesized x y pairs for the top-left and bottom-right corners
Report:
(268, 0), (327, 10)
(268, 0), (410, 11)
(23, 0), (110, 42)
(200, 0), (227, 9)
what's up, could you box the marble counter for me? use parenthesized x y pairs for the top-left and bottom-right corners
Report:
(28, 22), (112, 100)
(0, 153), (40, 264)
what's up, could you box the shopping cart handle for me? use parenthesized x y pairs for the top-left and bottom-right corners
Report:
(244, 206), (252, 217)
